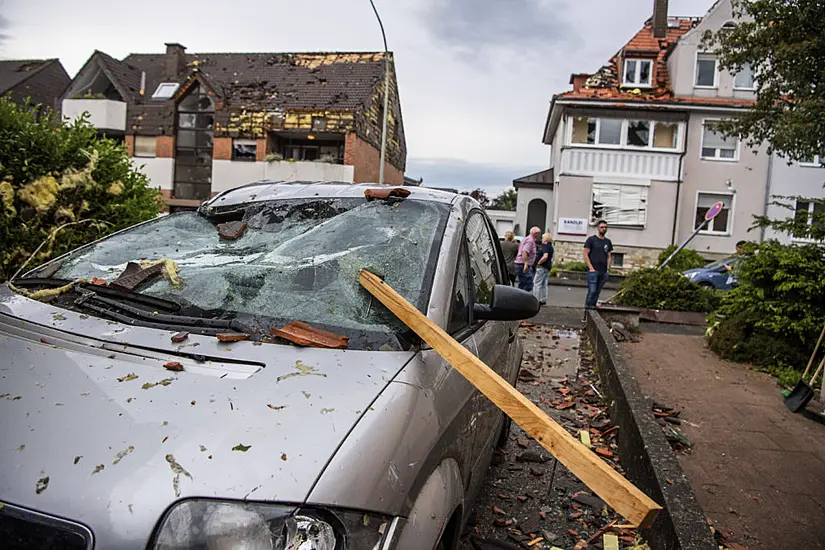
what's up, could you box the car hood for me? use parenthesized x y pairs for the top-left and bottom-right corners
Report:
(0, 288), (414, 548)
(682, 268), (705, 277)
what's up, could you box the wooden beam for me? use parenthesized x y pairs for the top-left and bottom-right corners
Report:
(359, 270), (662, 528)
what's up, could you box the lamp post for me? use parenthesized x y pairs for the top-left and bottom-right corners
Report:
(369, 0), (390, 185)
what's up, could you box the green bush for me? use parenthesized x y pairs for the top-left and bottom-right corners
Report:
(0, 98), (162, 280)
(614, 268), (722, 313)
(560, 261), (588, 272)
(657, 245), (707, 272)
(708, 240), (825, 372)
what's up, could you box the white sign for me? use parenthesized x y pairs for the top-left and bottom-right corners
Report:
(558, 217), (588, 236)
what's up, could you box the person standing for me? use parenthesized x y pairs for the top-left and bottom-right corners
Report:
(515, 226), (540, 292)
(500, 231), (519, 285)
(583, 220), (613, 310)
(533, 233), (554, 305)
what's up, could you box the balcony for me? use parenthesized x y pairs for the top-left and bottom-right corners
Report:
(561, 148), (681, 182)
(61, 98), (127, 133)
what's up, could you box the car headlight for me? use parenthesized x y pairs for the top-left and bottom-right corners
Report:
(153, 500), (392, 550)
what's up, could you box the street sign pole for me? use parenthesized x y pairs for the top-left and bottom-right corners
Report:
(658, 201), (725, 270)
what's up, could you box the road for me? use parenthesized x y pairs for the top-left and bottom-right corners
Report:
(546, 284), (616, 309)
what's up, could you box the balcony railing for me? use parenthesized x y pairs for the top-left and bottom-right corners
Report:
(61, 98), (127, 132)
(561, 147), (681, 181)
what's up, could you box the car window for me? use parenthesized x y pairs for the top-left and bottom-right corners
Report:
(447, 243), (471, 335)
(52, 198), (450, 350)
(465, 212), (501, 309)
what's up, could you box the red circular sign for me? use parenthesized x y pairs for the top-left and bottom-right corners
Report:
(705, 201), (725, 221)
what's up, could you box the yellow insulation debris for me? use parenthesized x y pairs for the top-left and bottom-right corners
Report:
(0, 180), (15, 215)
(18, 176), (59, 214)
(140, 259), (183, 289)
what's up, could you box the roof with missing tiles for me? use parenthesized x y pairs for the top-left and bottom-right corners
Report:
(0, 59), (58, 94)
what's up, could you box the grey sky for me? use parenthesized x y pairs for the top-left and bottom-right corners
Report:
(0, 0), (713, 195)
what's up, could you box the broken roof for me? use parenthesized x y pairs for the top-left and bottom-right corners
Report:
(0, 59), (60, 94)
(112, 51), (388, 112)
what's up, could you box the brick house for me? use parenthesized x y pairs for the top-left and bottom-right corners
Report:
(521, 0), (825, 269)
(0, 59), (70, 113)
(62, 44), (407, 209)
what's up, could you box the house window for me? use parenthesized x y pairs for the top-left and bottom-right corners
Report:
(611, 252), (624, 268)
(591, 183), (648, 228)
(800, 155), (823, 167)
(793, 200), (825, 241)
(598, 119), (622, 145)
(701, 122), (738, 160)
(152, 82), (180, 99)
(572, 117), (596, 145)
(695, 193), (733, 234)
(695, 54), (718, 87)
(312, 117), (327, 132)
(623, 59), (653, 87)
(626, 120), (651, 147)
(133, 136), (156, 158)
(232, 139), (257, 161)
(653, 121), (679, 149)
(734, 63), (755, 89)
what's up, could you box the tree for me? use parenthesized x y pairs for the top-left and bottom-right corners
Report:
(460, 188), (490, 208)
(490, 189), (517, 211)
(0, 98), (162, 280)
(703, 0), (825, 163)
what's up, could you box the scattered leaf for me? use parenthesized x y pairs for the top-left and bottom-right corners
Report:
(165, 454), (192, 497)
(142, 378), (174, 390)
(492, 505), (506, 515)
(52, 314), (66, 321)
(73, 455), (82, 465)
(302, 391), (311, 399)
(199, 445), (207, 452)
(112, 445), (135, 465)
(321, 408), (335, 414)
(35, 476), (49, 494)
(16, 444), (24, 452)
(281, 453), (287, 461)
(117, 373), (138, 383)
(92, 464), (105, 475)
(267, 404), (287, 410)
(232, 443), (251, 452)
(277, 360), (327, 383)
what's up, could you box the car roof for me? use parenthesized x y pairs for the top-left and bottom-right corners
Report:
(204, 181), (463, 211)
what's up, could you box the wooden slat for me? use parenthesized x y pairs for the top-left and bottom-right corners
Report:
(359, 270), (661, 528)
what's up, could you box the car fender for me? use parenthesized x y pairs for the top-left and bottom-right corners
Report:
(393, 458), (464, 550)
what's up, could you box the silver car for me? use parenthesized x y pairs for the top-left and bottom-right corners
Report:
(0, 182), (538, 550)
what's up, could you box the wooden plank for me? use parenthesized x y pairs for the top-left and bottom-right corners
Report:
(359, 270), (662, 528)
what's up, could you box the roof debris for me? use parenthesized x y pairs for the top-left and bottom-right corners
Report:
(217, 221), (248, 240)
(271, 320), (348, 349)
(216, 332), (250, 342)
(171, 331), (190, 343)
(163, 361), (184, 372)
(364, 187), (411, 202)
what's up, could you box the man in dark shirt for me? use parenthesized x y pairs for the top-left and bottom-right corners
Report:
(500, 231), (519, 285)
(583, 219), (613, 310)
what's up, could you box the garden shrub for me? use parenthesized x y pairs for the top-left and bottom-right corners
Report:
(708, 240), (825, 374)
(561, 261), (588, 272)
(656, 245), (707, 272)
(0, 98), (162, 280)
(614, 268), (721, 313)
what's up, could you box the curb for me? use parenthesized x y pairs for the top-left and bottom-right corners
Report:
(586, 312), (717, 550)
(548, 279), (622, 290)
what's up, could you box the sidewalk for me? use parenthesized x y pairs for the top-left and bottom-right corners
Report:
(621, 333), (825, 549)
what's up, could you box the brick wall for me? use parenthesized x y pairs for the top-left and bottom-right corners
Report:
(156, 136), (175, 158)
(344, 133), (403, 185)
(125, 135), (135, 157)
(213, 137), (232, 160)
(256, 139), (267, 162)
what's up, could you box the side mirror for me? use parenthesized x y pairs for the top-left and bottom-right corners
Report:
(473, 284), (540, 321)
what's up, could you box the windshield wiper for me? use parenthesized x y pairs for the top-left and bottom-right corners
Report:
(13, 278), (181, 312)
(74, 289), (248, 335)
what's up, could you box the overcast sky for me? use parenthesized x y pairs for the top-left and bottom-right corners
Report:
(0, 0), (713, 196)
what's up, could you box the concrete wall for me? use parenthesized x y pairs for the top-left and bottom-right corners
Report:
(133, 157), (174, 192)
(765, 158), (825, 243)
(62, 99), (127, 132)
(212, 160), (355, 194)
(514, 185), (553, 236)
(679, 113), (770, 254)
(487, 209), (516, 237)
(668, 0), (756, 101)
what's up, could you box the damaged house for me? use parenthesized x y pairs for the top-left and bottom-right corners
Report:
(61, 44), (407, 209)
(521, 0), (825, 268)
(0, 59), (70, 113)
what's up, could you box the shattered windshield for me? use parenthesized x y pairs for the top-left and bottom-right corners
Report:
(53, 197), (450, 350)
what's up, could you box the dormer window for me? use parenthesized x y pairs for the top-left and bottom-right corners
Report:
(623, 59), (653, 87)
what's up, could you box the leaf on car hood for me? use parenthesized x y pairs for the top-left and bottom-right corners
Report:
(232, 443), (251, 452)
(276, 360), (327, 383)
(117, 373), (138, 382)
(112, 445), (135, 465)
(35, 475), (49, 494)
(142, 378), (174, 390)
(165, 454), (193, 498)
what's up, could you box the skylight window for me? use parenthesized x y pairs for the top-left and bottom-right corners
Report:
(152, 82), (180, 99)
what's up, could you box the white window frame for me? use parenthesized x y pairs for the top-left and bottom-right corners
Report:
(133, 136), (156, 158)
(694, 52), (719, 89)
(622, 58), (653, 88)
(567, 117), (683, 152)
(151, 82), (180, 99)
(799, 155), (823, 167)
(700, 119), (740, 162)
(733, 63), (756, 91)
(792, 199), (825, 243)
(590, 179), (650, 229)
(695, 191), (735, 236)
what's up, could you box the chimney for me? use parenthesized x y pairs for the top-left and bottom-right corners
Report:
(652, 0), (668, 39)
(569, 73), (589, 92)
(164, 43), (187, 77)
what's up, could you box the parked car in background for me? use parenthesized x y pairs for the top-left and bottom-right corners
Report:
(683, 257), (737, 290)
(0, 182), (539, 550)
